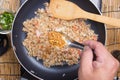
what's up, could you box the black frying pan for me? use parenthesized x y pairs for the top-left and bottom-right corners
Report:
(12, 0), (106, 80)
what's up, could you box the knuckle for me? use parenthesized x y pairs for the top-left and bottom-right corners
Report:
(111, 59), (120, 70)
(115, 59), (120, 68)
(97, 42), (103, 46)
(95, 42), (103, 48)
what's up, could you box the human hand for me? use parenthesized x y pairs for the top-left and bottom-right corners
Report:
(78, 40), (119, 80)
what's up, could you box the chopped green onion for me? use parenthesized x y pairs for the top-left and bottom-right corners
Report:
(0, 12), (14, 30)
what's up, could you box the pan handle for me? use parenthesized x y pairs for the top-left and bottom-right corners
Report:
(0, 34), (9, 56)
(111, 50), (120, 62)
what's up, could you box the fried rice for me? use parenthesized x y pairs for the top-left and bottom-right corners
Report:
(23, 3), (98, 67)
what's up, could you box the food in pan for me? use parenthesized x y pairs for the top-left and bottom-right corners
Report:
(23, 3), (98, 67)
(48, 31), (66, 48)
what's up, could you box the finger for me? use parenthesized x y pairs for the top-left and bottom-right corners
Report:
(83, 40), (108, 57)
(80, 46), (93, 72)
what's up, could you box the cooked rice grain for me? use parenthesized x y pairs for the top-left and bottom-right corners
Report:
(23, 3), (98, 67)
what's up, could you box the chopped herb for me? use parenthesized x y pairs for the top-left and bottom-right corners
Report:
(0, 12), (14, 30)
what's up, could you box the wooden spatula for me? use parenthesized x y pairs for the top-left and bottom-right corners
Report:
(49, 0), (120, 28)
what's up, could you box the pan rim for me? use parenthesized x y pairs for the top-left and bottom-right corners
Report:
(11, 0), (43, 80)
(89, 0), (107, 46)
(11, 0), (106, 79)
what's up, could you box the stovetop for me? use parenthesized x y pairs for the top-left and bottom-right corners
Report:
(20, 0), (102, 80)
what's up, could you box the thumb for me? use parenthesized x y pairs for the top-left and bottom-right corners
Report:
(80, 46), (93, 72)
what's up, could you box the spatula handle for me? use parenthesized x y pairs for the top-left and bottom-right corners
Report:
(85, 12), (120, 28)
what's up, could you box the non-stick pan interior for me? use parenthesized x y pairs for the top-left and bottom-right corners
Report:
(12, 0), (106, 80)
